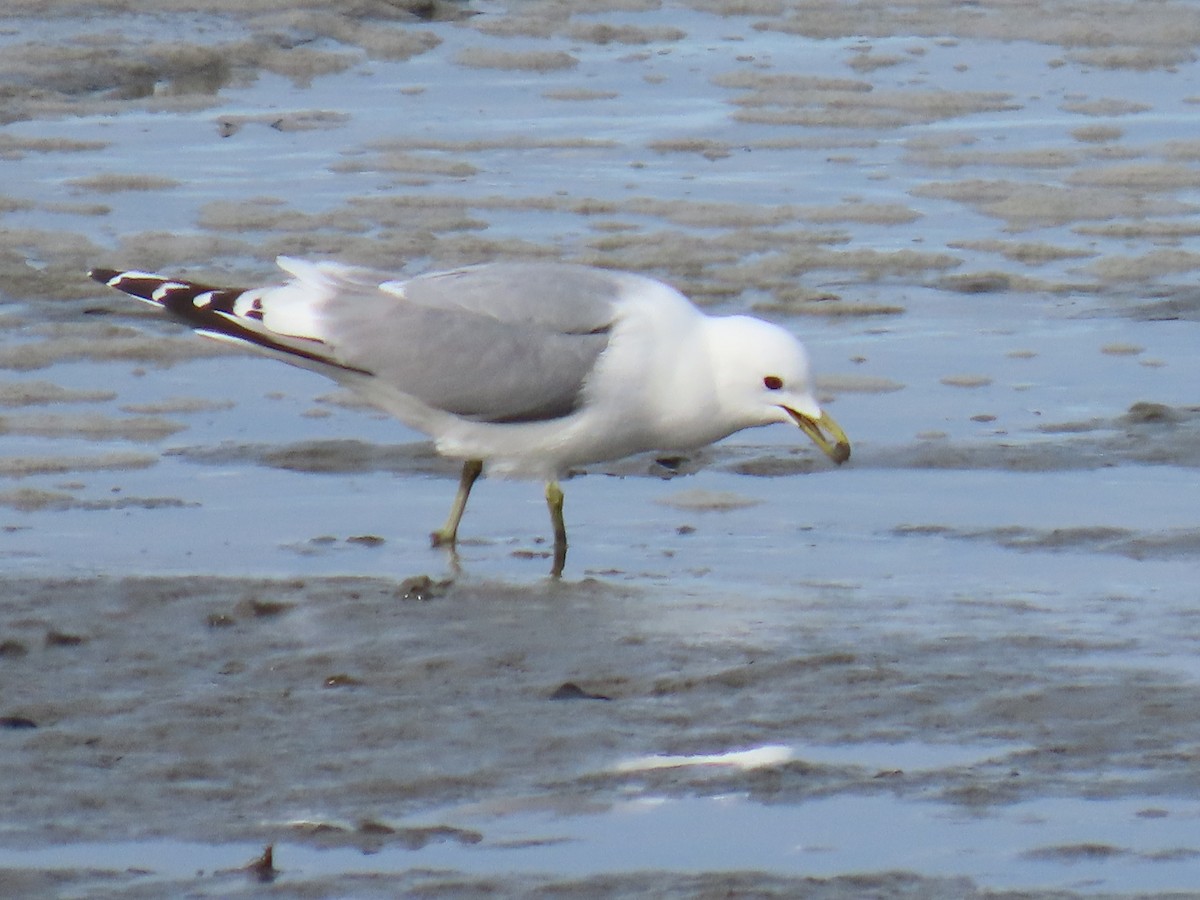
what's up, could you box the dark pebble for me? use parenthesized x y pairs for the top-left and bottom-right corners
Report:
(0, 639), (28, 657)
(550, 682), (612, 701)
(45, 630), (85, 647)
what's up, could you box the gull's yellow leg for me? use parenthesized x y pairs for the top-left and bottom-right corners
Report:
(545, 479), (568, 577)
(430, 459), (483, 547)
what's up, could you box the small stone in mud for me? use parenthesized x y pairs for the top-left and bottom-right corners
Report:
(398, 575), (452, 601)
(242, 845), (278, 883)
(357, 819), (395, 835)
(346, 534), (385, 547)
(240, 598), (293, 618)
(324, 673), (363, 688)
(1, 715), (37, 729)
(550, 682), (612, 701)
(1122, 401), (1180, 424)
(400, 575), (432, 600)
(676, 524), (696, 535)
(0, 638), (28, 657)
(45, 630), (85, 647)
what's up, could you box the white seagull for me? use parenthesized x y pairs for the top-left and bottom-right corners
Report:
(90, 258), (850, 574)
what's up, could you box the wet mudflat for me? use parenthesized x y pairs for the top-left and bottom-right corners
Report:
(3, 0), (1200, 896)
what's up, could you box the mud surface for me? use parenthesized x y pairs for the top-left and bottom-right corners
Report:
(3, 1), (1200, 897)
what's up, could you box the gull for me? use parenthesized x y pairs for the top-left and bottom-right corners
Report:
(89, 258), (850, 575)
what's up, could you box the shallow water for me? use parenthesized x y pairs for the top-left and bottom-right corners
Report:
(7, 790), (1200, 893)
(3, 1), (1200, 897)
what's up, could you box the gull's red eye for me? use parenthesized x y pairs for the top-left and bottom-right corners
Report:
(763, 375), (784, 390)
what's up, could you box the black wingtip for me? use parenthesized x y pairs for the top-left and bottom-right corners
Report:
(87, 264), (374, 378)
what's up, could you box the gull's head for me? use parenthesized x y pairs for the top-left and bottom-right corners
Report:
(708, 316), (851, 465)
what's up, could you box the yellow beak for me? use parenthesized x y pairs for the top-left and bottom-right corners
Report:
(785, 407), (851, 465)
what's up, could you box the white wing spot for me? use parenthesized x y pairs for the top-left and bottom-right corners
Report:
(151, 281), (188, 301)
(107, 270), (158, 287)
(193, 291), (216, 309)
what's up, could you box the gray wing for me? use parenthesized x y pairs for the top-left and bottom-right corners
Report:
(323, 263), (622, 423)
(384, 262), (625, 334)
